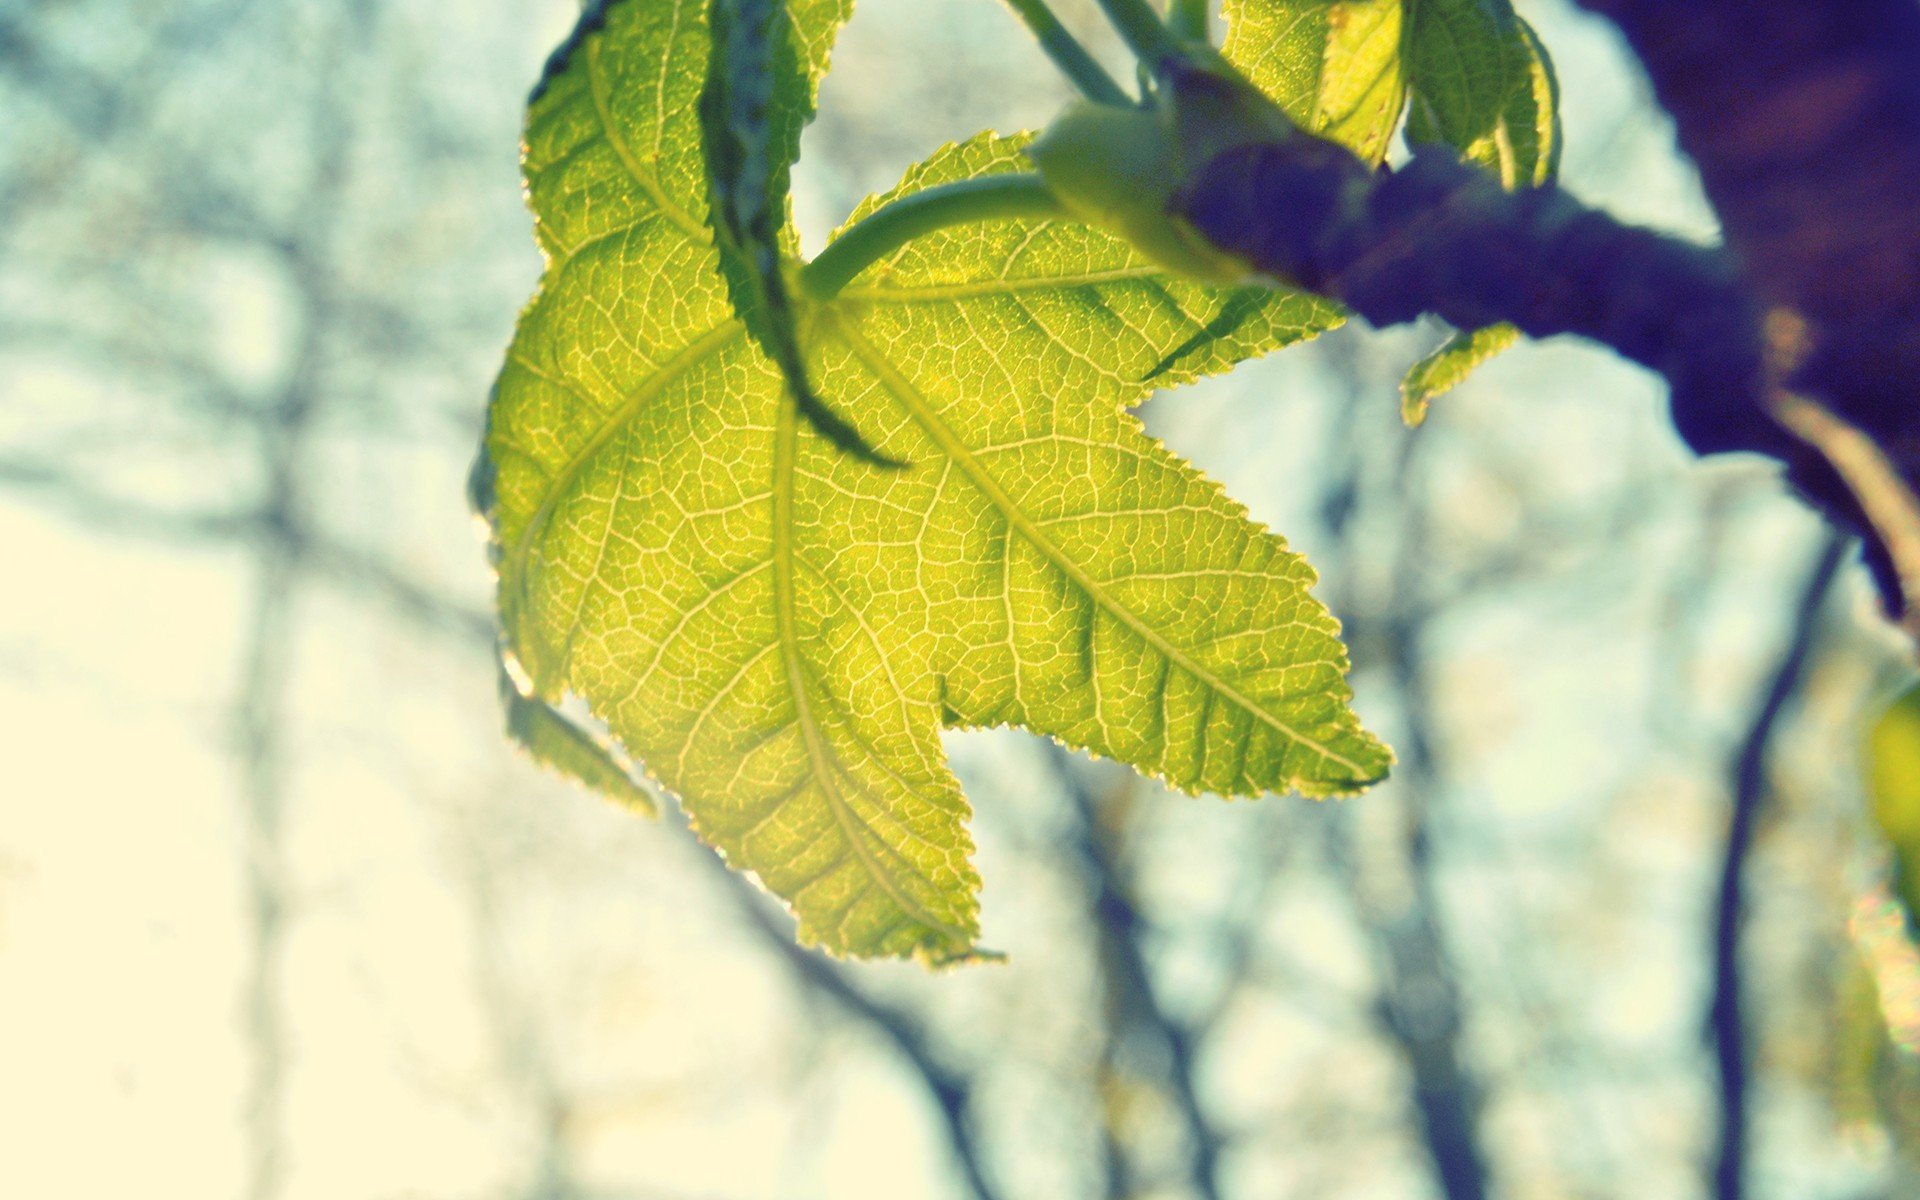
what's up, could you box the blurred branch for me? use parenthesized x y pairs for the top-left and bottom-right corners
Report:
(0, 454), (253, 543)
(1190, 807), (1370, 1037)
(0, 321), (264, 423)
(693, 847), (1003, 1200)
(230, 8), (367, 1193)
(1297, 334), (1489, 1198)
(0, 11), (282, 246)
(447, 822), (588, 1199)
(1709, 529), (1848, 1200)
(295, 532), (492, 644)
(234, 495), (295, 1200)
(1312, 337), (1493, 1200)
(1349, 647), (1490, 1200)
(1049, 747), (1223, 1200)
(0, 452), (492, 644)
(1344, 654), (1491, 1197)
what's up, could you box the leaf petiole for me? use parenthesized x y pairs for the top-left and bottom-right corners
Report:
(1001, 0), (1132, 105)
(798, 173), (1066, 300)
(1167, 0), (1210, 43)
(1093, 0), (1189, 66)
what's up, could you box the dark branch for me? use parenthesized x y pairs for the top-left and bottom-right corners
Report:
(696, 850), (1003, 1200)
(1175, 55), (1898, 618)
(1578, 0), (1920, 627)
(1708, 531), (1847, 1200)
(1578, 0), (1920, 346)
(1049, 749), (1224, 1200)
(1180, 133), (1778, 461)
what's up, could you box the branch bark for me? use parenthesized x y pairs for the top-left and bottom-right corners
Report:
(1177, 0), (1920, 625)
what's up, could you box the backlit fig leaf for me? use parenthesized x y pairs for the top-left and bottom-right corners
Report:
(1404, 0), (1524, 159)
(500, 667), (657, 817)
(1407, 10), (1561, 190)
(1400, 323), (1519, 426)
(480, 0), (1389, 962)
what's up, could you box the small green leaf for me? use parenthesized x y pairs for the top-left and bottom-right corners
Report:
(502, 669), (657, 815)
(1222, 0), (1410, 164)
(1403, 0), (1521, 161)
(1406, 7), (1559, 188)
(484, 0), (1388, 962)
(1399, 8), (1560, 414)
(1868, 684), (1920, 933)
(1399, 323), (1517, 425)
(1143, 290), (1272, 382)
(699, 0), (895, 463)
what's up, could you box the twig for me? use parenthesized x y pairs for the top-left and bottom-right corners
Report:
(691, 847), (1003, 1200)
(1708, 530), (1848, 1200)
(1771, 392), (1920, 638)
(1047, 747), (1224, 1200)
(1311, 347), (1494, 1200)
(1356, 454), (1491, 1200)
(998, 0), (1130, 106)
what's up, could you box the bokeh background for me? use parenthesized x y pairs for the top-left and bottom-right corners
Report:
(4, 1), (1919, 1197)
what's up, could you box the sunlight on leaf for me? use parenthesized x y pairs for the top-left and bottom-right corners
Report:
(1406, 7), (1559, 188)
(1400, 323), (1518, 426)
(1159, 0), (1413, 371)
(700, 0), (898, 463)
(479, 0), (1389, 961)
(1222, 0), (1409, 164)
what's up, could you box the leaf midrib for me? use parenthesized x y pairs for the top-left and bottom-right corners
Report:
(825, 313), (1373, 781)
(583, 34), (709, 243)
(771, 391), (969, 947)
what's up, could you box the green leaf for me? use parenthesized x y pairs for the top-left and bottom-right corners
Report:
(1868, 684), (1920, 933)
(699, 0), (896, 464)
(1221, 0), (1410, 164)
(502, 668), (658, 815)
(1399, 323), (1517, 425)
(1403, 0), (1520, 161)
(1406, 7), (1558, 189)
(483, 0), (1388, 961)
(1143, 290), (1273, 382)
(1399, 8), (1561, 415)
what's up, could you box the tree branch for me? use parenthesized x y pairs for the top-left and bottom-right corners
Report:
(1049, 748), (1224, 1200)
(1576, 0), (1920, 347)
(1181, 133), (1778, 462)
(1174, 45), (1905, 622)
(694, 849), (1003, 1200)
(1708, 531), (1847, 1200)
(1328, 397), (1493, 1200)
